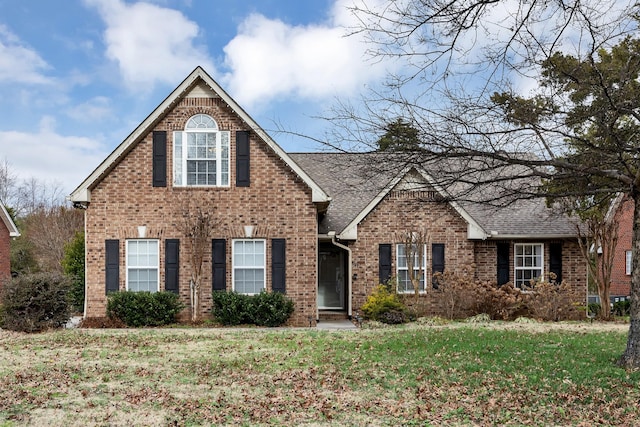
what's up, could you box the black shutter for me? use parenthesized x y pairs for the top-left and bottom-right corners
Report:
(236, 131), (250, 187)
(212, 239), (227, 291)
(272, 238), (286, 293)
(152, 131), (167, 187)
(105, 239), (120, 294)
(549, 243), (562, 284)
(379, 244), (392, 284)
(432, 243), (445, 289)
(497, 242), (510, 286)
(165, 239), (179, 294)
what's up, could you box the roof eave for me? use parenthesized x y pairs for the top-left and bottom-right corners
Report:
(0, 204), (19, 237)
(482, 233), (578, 240)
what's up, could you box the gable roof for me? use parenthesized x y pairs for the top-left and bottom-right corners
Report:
(290, 152), (578, 240)
(0, 204), (19, 237)
(69, 67), (329, 205)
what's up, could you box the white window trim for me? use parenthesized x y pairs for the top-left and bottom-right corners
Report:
(396, 243), (427, 294)
(626, 250), (632, 275)
(232, 239), (266, 295)
(173, 114), (230, 188)
(125, 239), (160, 292)
(514, 243), (544, 289)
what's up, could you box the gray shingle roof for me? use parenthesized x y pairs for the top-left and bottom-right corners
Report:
(290, 152), (578, 239)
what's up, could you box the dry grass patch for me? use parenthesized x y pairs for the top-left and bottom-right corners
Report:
(0, 321), (637, 426)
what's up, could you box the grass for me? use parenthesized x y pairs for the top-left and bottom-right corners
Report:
(0, 321), (638, 426)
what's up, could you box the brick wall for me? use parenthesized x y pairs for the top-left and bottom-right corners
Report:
(610, 197), (633, 297)
(347, 188), (587, 314)
(84, 97), (318, 326)
(0, 221), (10, 284)
(474, 239), (586, 295)
(348, 191), (475, 312)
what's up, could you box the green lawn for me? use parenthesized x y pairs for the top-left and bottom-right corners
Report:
(0, 321), (637, 426)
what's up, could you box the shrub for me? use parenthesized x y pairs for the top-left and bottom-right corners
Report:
(523, 280), (583, 321)
(211, 291), (295, 327)
(211, 291), (251, 325)
(469, 281), (523, 320)
(588, 303), (601, 318)
(613, 300), (630, 317)
(437, 270), (523, 320)
(62, 231), (85, 313)
(436, 270), (477, 319)
(0, 273), (72, 332)
(378, 309), (409, 324)
(107, 291), (185, 327)
(249, 291), (295, 327)
(361, 284), (408, 324)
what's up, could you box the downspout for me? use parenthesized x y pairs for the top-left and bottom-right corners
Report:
(328, 231), (353, 318)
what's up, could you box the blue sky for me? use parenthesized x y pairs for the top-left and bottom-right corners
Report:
(0, 0), (390, 196)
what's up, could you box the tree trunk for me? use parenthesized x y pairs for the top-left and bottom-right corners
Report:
(190, 279), (200, 323)
(619, 194), (640, 368)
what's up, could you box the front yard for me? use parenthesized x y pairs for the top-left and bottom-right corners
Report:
(0, 321), (637, 426)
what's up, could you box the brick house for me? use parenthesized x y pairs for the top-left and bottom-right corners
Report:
(0, 204), (19, 283)
(608, 194), (633, 300)
(70, 67), (587, 325)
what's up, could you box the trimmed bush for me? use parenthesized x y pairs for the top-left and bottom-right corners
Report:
(361, 284), (409, 324)
(211, 291), (251, 326)
(107, 291), (185, 327)
(249, 291), (295, 327)
(0, 273), (72, 332)
(211, 291), (295, 327)
(377, 309), (409, 324)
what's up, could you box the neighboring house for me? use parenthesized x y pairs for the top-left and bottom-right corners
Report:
(609, 194), (633, 301)
(70, 67), (587, 326)
(0, 204), (20, 283)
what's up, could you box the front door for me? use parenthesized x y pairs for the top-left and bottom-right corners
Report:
(318, 243), (346, 310)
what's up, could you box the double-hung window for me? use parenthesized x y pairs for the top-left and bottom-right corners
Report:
(126, 240), (159, 292)
(396, 243), (426, 293)
(173, 114), (230, 187)
(514, 243), (543, 289)
(233, 240), (265, 294)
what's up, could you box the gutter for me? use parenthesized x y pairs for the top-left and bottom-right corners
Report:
(484, 233), (578, 240)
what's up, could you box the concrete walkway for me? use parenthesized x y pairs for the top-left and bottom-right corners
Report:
(316, 319), (358, 330)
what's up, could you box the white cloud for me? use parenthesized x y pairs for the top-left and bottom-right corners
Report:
(221, 0), (391, 109)
(66, 96), (113, 122)
(0, 25), (51, 84)
(0, 117), (108, 195)
(85, 0), (215, 90)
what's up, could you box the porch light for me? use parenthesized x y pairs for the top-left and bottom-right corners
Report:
(243, 225), (255, 238)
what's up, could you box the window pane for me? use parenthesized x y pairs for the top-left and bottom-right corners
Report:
(186, 114), (217, 130)
(397, 270), (411, 292)
(514, 244), (543, 288)
(127, 240), (158, 292)
(233, 240), (265, 294)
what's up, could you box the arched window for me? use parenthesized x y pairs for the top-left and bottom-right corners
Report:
(173, 114), (230, 186)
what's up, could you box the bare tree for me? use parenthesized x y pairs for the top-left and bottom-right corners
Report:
(0, 157), (18, 208)
(0, 158), (66, 217)
(571, 202), (618, 320)
(321, 1), (640, 366)
(395, 229), (428, 300)
(23, 206), (84, 273)
(178, 203), (219, 322)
